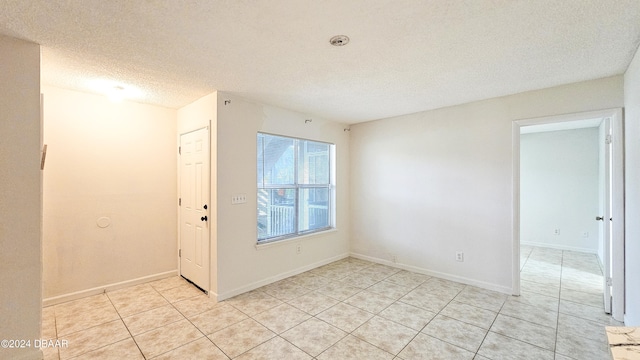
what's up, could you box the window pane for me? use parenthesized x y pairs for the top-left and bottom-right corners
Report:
(298, 140), (330, 185)
(298, 188), (329, 232)
(258, 133), (295, 185)
(257, 188), (296, 240)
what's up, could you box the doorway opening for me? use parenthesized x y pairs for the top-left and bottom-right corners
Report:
(512, 108), (624, 321)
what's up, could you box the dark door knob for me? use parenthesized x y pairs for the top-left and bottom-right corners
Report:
(203, 204), (208, 210)
(201, 216), (208, 221)
(596, 216), (604, 221)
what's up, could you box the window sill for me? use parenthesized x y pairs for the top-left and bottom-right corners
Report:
(255, 228), (338, 250)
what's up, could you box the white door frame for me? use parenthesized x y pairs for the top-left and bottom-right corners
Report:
(601, 117), (613, 314)
(610, 109), (625, 321)
(512, 108), (624, 321)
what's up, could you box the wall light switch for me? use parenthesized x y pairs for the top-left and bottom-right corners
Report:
(232, 193), (247, 205)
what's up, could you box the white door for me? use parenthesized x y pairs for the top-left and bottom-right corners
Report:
(179, 127), (210, 291)
(598, 112), (625, 321)
(599, 117), (612, 314)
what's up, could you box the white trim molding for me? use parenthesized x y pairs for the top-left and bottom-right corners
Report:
(349, 252), (512, 295)
(215, 253), (349, 301)
(43, 270), (178, 307)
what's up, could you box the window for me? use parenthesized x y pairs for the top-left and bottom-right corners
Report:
(257, 132), (333, 242)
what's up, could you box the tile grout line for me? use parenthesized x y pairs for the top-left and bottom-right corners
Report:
(394, 285), (467, 358)
(282, 264), (503, 359)
(264, 261), (378, 359)
(109, 279), (210, 359)
(553, 250), (564, 356)
(338, 267), (415, 358)
(45, 252), (608, 360)
(555, 250), (573, 360)
(51, 292), (144, 360)
(220, 266), (353, 359)
(153, 280), (230, 359)
(343, 270), (418, 358)
(472, 287), (507, 360)
(225, 288), (313, 358)
(104, 290), (147, 360)
(282, 282), (354, 359)
(487, 247), (562, 358)
(250, 262), (408, 359)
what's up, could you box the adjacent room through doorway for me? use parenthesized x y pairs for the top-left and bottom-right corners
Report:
(514, 109), (625, 322)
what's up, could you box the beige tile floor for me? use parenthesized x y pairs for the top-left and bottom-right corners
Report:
(41, 247), (621, 359)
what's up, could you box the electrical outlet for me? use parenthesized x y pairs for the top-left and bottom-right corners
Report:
(554, 228), (560, 235)
(455, 251), (464, 262)
(296, 244), (301, 254)
(582, 231), (589, 238)
(231, 193), (247, 204)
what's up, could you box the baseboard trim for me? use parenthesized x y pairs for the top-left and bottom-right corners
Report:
(521, 241), (597, 254)
(216, 253), (350, 301)
(43, 270), (178, 307)
(207, 290), (219, 301)
(349, 252), (513, 295)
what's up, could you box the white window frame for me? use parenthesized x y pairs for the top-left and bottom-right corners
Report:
(257, 132), (335, 244)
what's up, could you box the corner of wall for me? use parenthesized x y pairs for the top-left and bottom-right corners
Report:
(623, 43), (640, 326)
(177, 91), (219, 296)
(0, 34), (43, 360)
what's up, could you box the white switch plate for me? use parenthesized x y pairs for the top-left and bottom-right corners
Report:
(231, 193), (247, 204)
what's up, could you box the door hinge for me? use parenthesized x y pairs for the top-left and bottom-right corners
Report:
(179, 146), (181, 155)
(179, 249), (181, 258)
(606, 277), (613, 286)
(179, 198), (181, 206)
(606, 135), (612, 144)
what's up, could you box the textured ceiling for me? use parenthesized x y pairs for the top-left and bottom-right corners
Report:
(1, 0), (640, 124)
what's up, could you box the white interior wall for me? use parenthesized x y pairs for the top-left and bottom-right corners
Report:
(176, 92), (218, 295)
(0, 35), (42, 360)
(520, 128), (600, 253)
(0, 32), (636, 349)
(350, 76), (623, 294)
(215, 92), (350, 300)
(42, 86), (178, 302)
(624, 44), (640, 326)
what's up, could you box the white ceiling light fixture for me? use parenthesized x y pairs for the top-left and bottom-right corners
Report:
(4, 1), (639, 123)
(107, 85), (126, 103)
(87, 79), (144, 103)
(329, 35), (350, 46)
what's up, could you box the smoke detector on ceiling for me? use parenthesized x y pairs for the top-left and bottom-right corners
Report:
(329, 35), (350, 46)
